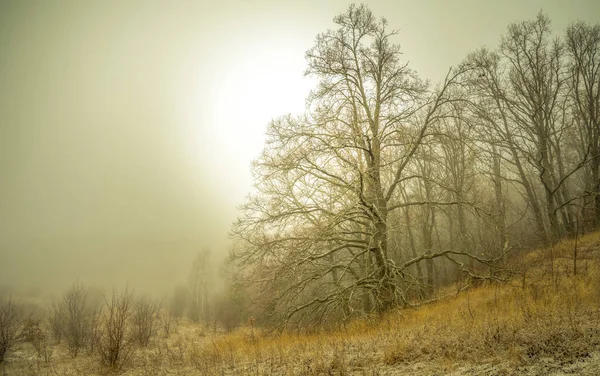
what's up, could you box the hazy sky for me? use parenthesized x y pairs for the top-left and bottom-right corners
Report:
(1, 0), (599, 295)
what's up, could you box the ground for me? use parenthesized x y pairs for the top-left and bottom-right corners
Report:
(2, 232), (600, 375)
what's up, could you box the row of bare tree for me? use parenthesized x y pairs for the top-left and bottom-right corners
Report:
(0, 284), (164, 368)
(230, 5), (600, 327)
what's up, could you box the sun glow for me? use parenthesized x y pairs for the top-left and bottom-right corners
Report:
(189, 32), (316, 200)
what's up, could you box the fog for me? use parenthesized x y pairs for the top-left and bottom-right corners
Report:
(1, 0), (598, 297)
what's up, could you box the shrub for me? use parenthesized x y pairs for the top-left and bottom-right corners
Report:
(22, 318), (52, 362)
(98, 288), (135, 370)
(0, 296), (23, 363)
(62, 282), (93, 357)
(132, 295), (158, 347)
(48, 299), (65, 343)
(159, 305), (176, 337)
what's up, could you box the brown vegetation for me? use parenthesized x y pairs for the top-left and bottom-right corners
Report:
(0, 232), (599, 375)
(0, 296), (22, 363)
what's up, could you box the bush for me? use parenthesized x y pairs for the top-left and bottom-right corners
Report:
(86, 309), (102, 354)
(132, 295), (158, 347)
(48, 299), (65, 343)
(98, 288), (135, 370)
(158, 305), (177, 337)
(0, 296), (23, 363)
(22, 318), (52, 363)
(61, 282), (93, 357)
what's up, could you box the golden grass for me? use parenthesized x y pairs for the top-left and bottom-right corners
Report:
(2, 231), (600, 375)
(183, 231), (600, 374)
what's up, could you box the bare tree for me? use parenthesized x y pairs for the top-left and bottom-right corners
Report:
(86, 308), (101, 354)
(501, 14), (581, 239)
(232, 4), (480, 326)
(0, 296), (22, 363)
(566, 21), (600, 230)
(158, 304), (176, 337)
(48, 299), (65, 343)
(229, 6), (599, 330)
(22, 317), (52, 363)
(131, 295), (158, 347)
(461, 13), (591, 246)
(462, 48), (553, 246)
(98, 288), (135, 369)
(61, 282), (91, 358)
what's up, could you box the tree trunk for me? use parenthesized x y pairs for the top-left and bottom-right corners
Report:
(491, 145), (507, 255)
(403, 206), (424, 297)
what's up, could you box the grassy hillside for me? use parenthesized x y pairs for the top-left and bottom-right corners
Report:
(189, 231), (600, 375)
(2, 232), (600, 375)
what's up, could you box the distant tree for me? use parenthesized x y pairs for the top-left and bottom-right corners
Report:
(502, 13), (583, 239)
(566, 21), (600, 230)
(216, 264), (249, 331)
(170, 285), (188, 321)
(462, 47), (551, 245)
(188, 249), (213, 324)
(462, 13), (591, 244)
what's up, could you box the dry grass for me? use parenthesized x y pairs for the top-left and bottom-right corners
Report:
(2, 232), (600, 375)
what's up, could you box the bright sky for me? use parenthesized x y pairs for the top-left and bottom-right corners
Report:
(1, 0), (598, 293)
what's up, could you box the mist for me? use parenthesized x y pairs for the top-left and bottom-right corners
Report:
(2, 0), (598, 296)
(1, 3), (214, 295)
(2, 0), (600, 373)
(0, 0), (313, 295)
